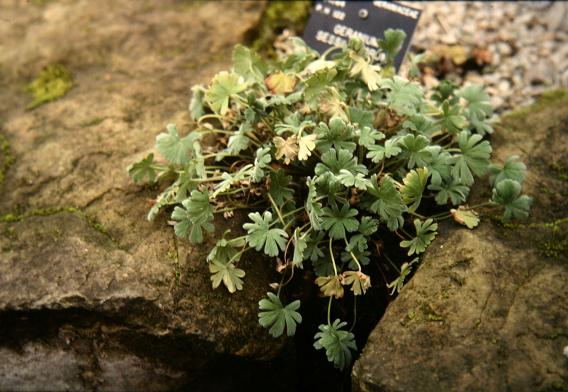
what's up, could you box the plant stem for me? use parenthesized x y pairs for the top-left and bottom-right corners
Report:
(384, 253), (400, 273)
(344, 237), (362, 272)
(409, 211), (427, 219)
(327, 296), (333, 325)
(268, 193), (286, 227)
(329, 237), (338, 276)
(350, 296), (357, 332)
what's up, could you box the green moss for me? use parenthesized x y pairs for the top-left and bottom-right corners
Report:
(501, 217), (568, 231)
(0, 133), (15, 186)
(549, 162), (568, 182)
(0, 206), (79, 223)
(80, 117), (105, 128)
(427, 314), (443, 322)
(539, 380), (568, 392)
(501, 88), (568, 123)
(542, 234), (567, 258)
(167, 235), (181, 284)
(0, 206), (114, 242)
(498, 217), (568, 258)
(248, 1), (311, 57)
(26, 64), (74, 110)
(160, 47), (185, 58)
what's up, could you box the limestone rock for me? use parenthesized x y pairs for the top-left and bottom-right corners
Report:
(352, 91), (568, 391)
(0, 1), (282, 390)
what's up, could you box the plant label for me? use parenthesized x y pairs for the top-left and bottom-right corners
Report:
(303, 1), (421, 71)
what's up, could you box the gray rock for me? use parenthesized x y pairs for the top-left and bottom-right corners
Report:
(352, 93), (568, 391)
(0, 1), (283, 391)
(526, 60), (556, 85)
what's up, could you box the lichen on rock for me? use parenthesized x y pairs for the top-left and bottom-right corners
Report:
(25, 64), (74, 110)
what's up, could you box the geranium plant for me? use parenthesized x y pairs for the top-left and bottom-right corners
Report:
(129, 29), (531, 369)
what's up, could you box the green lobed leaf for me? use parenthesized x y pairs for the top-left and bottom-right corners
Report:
(269, 169), (294, 205)
(233, 44), (266, 84)
(367, 175), (406, 231)
(348, 107), (374, 129)
(386, 258), (418, 295)
(337, 169), (371, 190)
(400, 168), (429, 212)
(366, 137), (402, 163)
(315, 148), (367, 184)
(171, 189), (214, 244)
(380, 76), (423, 116)
(379, 28), (406, 64)
(258, 292), (302, 337)
(428, 177), (470, 206)
(204, 71), (247, 115)
(210, 259), (245, 293)
(251, 147), (272, 183)
(128, 153), (157, 184)
(437, 100), (467, 135)
(226, 124), (251, 155)
(451, 131), (492, 186)
(321, 202), (359, 240)
(156, 124), (198, 165)
(313, 319), (357, 370)
(243, 211), (289, 257)
(399, 134), (432, 169)
(358, 126), (385, 149)
(457, 84), (493, 135)
(306, 177), (324, 230)
(488, 155), (526, 186)
(400, 218), (438, 255)
(315, 116), (357, 153)
(189, 85), (206, 121)
(292, 229), (308, 268)
(491, 179), (532, 222)
(207, 236), (246, 265)
(305, 69), (337, 108)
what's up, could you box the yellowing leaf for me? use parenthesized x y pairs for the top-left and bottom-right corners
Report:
(315, 275), (344, 299)
(349, 54), (382, 91)
(265, 72), (296, 94)
(273, 135), (299, 164)
(319, 88), (348, 121)
(303, 59), (336, 75)
(451, 206), (480, 229)
(205, 71), (246, 115)
(342, 271), (371, 295)
(298, 134), (317, 161)
(209, 260), (245, 293)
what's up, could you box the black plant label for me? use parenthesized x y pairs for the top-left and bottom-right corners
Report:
(303, 0), (421, 71)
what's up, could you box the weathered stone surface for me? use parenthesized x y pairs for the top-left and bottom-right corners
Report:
(352, 92), (568, 392)
(0, 1), (281, 390)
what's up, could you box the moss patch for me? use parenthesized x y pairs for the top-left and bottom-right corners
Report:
(247, 1), (311, 57)
(501, 89), (568, 123)
(168, 233), (181, 285)
(0, 206), (114, 242)
(0, 133), (15, 186)
(26, 64), (74, 110)
(80, 117), (105, 128)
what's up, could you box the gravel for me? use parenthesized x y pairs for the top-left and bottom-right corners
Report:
(403, 1), (568, 112)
